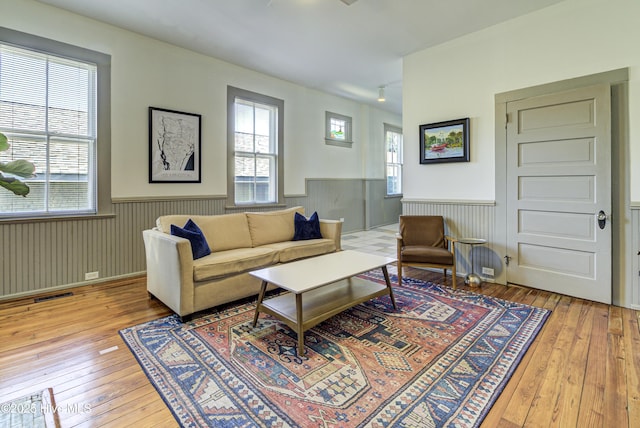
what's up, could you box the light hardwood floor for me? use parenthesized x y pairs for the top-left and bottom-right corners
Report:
(0, 267), (638, 427)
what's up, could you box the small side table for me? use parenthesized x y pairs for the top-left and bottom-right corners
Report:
(457, 238), (486, 287)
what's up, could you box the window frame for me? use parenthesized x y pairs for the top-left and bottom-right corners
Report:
(384, 123), (403, 197)
(325, 111), (353, 148)
(0, 27), (111, 220)
(227, 86), (284, 208)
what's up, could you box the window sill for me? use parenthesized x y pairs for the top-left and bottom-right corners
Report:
(325, 138), (353, 148)
(225, 203), (287, 211)
(0, 212), (116, 224)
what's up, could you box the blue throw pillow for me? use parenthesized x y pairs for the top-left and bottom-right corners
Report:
(170, 219), (211, 259)
(293, 211), (323, 241)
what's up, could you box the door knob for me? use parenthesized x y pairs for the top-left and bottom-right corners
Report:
(597, 210), (607, 230)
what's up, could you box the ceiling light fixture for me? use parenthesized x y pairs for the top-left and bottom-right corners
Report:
(377, 86), (386, 102)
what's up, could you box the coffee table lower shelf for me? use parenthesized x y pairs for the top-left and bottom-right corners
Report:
(254, 277), (393, 356)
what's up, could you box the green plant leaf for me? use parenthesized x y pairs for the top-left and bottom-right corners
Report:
(0, 133), (8, 152)
(0, 160), (36, 178)
(0, 174), (30, 197)
(0, 132), (33, 197)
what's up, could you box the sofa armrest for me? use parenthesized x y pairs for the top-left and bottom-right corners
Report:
(142, 228), (195, 316)
(319, 219), (344, 251)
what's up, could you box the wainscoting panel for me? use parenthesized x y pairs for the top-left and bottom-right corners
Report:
(0, 179), (399, 299)
(286, 179), (366, 232)
(401, 199), (499, 280)
(402, 199), (640, 306)
(287, 179), (401, 232)
(631, 205), (640, 309)
(365, 180), (402, 229)
(0, 198), (225, 299)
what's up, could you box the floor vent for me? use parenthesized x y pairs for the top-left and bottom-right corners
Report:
(34, 292), (73, 303)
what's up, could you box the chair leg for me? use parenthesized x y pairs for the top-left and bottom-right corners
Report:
(451, 265), (457, 290)
(397, 261), (403, 286)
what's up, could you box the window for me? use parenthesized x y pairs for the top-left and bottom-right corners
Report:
(325, 111), (353, 148)
(227, 87), (283, 206)
(385, 123), (403, 196)
(0, 27), (110, 218)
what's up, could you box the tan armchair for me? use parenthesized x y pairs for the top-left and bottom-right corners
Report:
(396, 215), (457, 289)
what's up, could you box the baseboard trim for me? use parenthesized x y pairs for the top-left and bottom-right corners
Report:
(0, 271), (146, 303)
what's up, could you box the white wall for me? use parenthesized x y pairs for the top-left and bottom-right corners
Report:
(403, 0), (638, 308)
(363, 106), (403, 180)
(2, 0), (400, 199)
(403, 0), (638, 201)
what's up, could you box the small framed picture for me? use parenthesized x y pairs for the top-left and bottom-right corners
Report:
(419, 118), (470, 164)
(149, 107), (201, 182)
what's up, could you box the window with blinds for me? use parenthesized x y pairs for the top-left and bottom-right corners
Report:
(0, 43), (97, 216)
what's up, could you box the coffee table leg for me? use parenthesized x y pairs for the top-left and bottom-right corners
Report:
(253, 280), (268, 327)
(381, 266), (397, 310)
(296, 293), (305, 357)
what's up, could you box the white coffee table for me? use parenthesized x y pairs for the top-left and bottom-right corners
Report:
(250, 250), (397, 357)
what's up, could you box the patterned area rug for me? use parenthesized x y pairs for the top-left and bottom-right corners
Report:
(121, 272), (550, 427)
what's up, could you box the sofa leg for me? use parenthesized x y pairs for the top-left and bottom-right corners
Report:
(179, 314), (193, 323)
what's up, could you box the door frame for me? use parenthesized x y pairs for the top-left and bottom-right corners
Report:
(494, 68), (630, 306)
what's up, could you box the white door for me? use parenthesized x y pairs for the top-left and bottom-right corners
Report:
(506, 84), (611, 304)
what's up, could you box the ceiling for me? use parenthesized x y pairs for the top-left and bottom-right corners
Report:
(36, 0), (564, 115)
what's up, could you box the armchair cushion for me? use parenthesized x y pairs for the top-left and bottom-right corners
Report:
(401, 246), (453, 265)
(399, 215), (446, 248)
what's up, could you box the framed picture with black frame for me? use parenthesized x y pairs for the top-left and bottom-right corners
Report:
(149, 107), (201, 183)
(419, 118), (470, 164)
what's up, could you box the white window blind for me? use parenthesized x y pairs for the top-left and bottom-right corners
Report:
(0, 43), (97, 216)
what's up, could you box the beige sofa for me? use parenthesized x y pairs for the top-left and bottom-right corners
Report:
(142, 206), (342, 320)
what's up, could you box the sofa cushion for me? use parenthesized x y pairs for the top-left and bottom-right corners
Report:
(246, 206), (304, 247)
(170, 219), (211, 260)
(157, 215), (192, 234)
(261, 239), (336, 263)
(192, 247), (278, 282)
(293, 212), (322, 241)
(157, 213), (253, 252)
